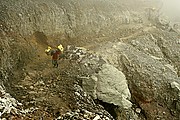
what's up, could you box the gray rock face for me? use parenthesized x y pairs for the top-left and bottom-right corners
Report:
(154, 32), (180, 76)
(0, 31), (33, 82)
(0, 0), (160, 42)
(66, 46), (132, 109)
(82, 75), (98, 99)
(97, 39), (180, 119)
(96, 64), (132, 109)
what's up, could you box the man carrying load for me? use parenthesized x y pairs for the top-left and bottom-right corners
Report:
(45, 44), (64, 68)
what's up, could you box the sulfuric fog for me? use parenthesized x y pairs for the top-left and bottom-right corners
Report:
(160, 0), (180, 22)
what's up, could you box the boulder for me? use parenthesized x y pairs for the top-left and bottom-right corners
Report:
(98, 42), (180, 119)
(96, 64), (132, 109)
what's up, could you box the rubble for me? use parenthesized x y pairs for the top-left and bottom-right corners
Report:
(56, 109), (113, 120)
(0, 86), (22, 118)
(0, 87), (35, 118)
(56, 84), (114, 120)
(0, 85), (39, 119)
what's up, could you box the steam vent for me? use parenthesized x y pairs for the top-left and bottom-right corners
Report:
(0, 0), (180, 119)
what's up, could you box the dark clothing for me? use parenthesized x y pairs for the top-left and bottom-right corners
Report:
(52, 59), (58, 68)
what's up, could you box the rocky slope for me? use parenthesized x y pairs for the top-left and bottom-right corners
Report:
(0, 0), (180, 120)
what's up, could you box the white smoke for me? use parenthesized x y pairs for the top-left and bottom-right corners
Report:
(160, 0), (180, 22)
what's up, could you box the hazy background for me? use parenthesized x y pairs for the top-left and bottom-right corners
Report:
(160, 0), (180, 22)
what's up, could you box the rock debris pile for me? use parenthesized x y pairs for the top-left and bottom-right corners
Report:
(0, 86), (38, 119)
(56, 84), (114, 120)
(0, 86), (22, 118)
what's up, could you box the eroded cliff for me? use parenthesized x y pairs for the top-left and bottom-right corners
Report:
(0, 0), (180, 119)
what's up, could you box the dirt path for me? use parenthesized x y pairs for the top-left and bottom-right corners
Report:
(8, 54), (80, 119)
(83, 26), (153, 51)
(3, 34), (82, 119)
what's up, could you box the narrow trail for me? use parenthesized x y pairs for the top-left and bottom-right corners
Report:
(4, 35), (81, 119)
(12, 55), (78, 119)
(84, 26), (153, 54)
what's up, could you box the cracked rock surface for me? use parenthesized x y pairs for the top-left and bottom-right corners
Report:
(0, 0), (180, 120)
